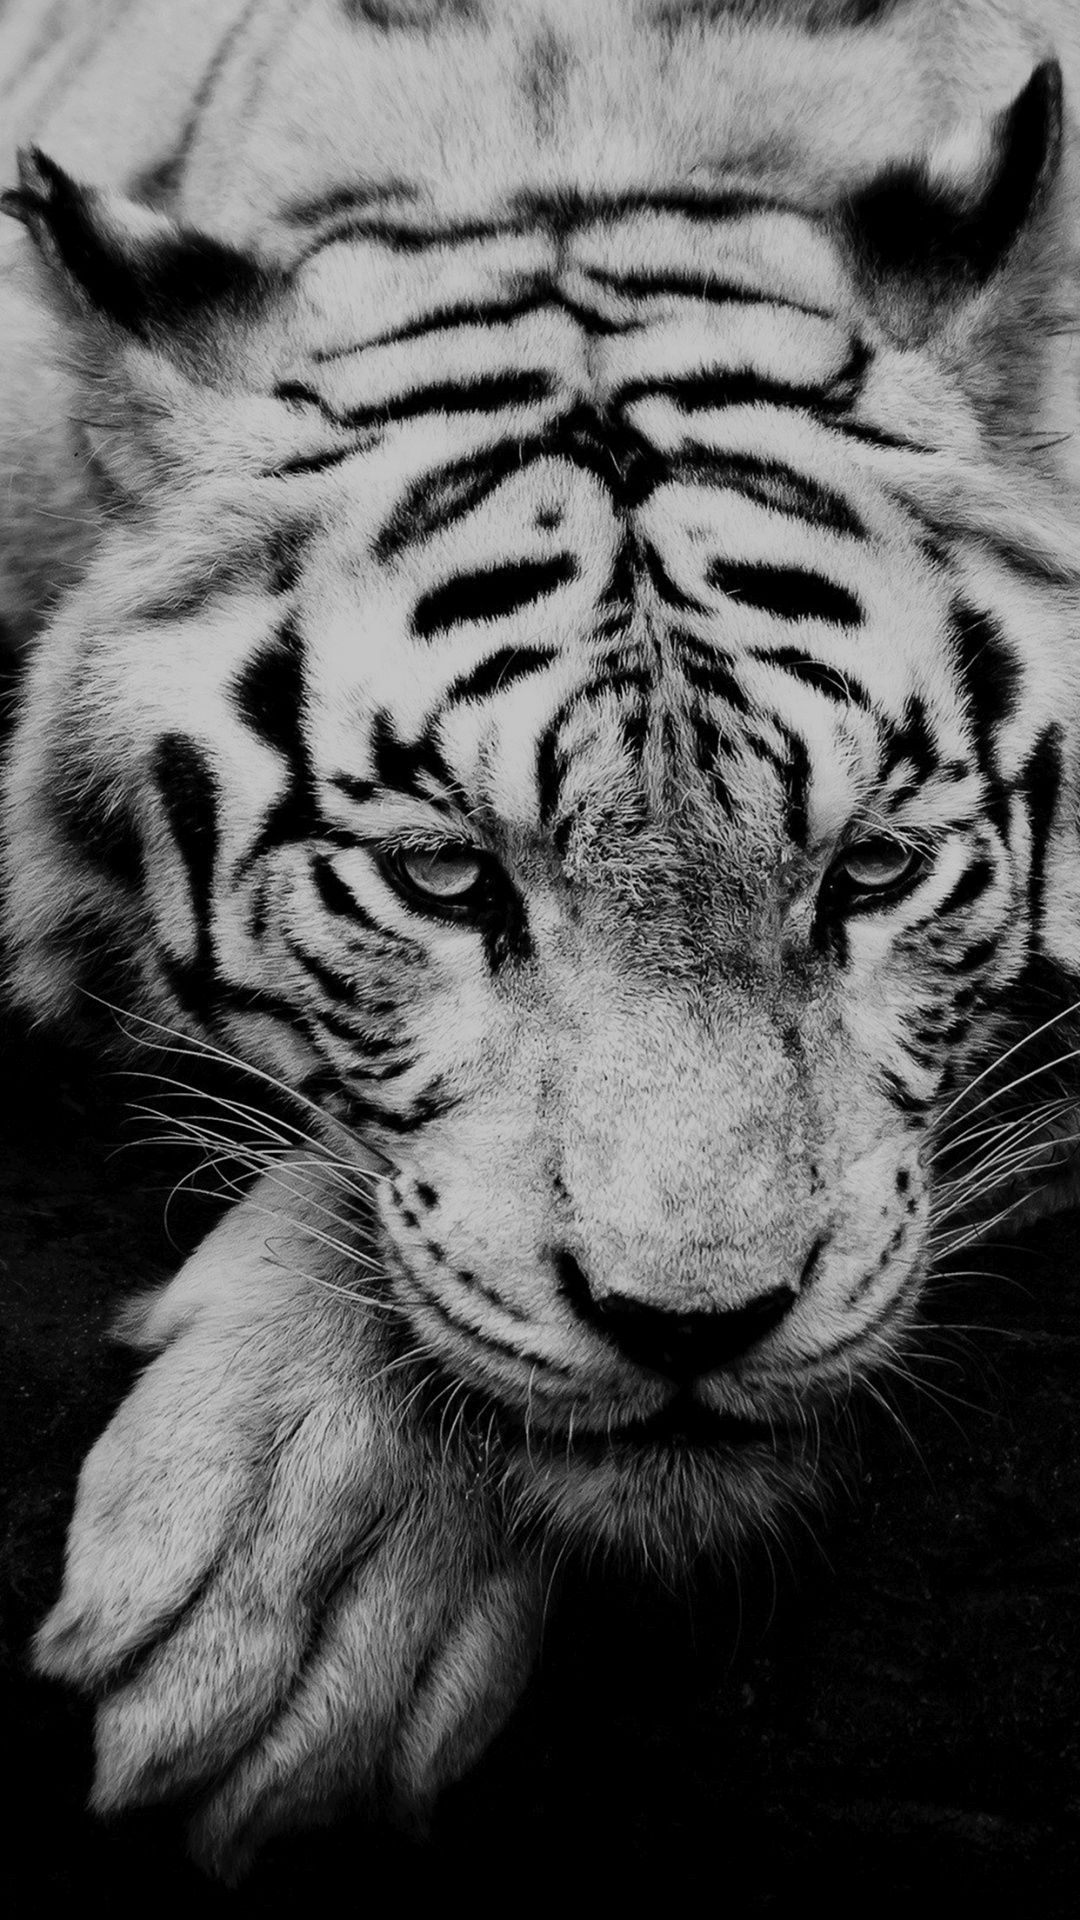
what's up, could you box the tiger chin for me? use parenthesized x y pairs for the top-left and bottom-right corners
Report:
(6, 0), (1080, 1885)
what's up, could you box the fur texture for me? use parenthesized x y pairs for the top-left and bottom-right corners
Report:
(3, 0), (1080, 1875)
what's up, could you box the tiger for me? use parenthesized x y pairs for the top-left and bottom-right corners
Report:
(3, 0), (1080, 1879)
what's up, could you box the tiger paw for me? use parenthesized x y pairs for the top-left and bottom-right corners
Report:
(33, 1180), (543, 1880)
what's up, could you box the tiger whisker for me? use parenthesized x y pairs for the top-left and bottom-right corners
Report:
(128, 1115), (381, 1249)
(934, 997), (1080, 1126)
(85, 991), (396, 1170)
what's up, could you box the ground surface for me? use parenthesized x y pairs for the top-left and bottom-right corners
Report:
(1, 1015), (1078, 1914)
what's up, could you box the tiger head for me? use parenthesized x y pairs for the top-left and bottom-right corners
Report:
(5, 16), (1080, 1565)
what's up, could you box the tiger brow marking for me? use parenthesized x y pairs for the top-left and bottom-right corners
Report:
(706, 558), (862, 627)
(412, 555), (578, 637)
(439, 644), (556, 709)
(756, 647), (874, 707)
(374, 406), (861, 563)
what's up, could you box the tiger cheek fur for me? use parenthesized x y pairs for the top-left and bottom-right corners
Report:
(5, 0), (1080, 1873)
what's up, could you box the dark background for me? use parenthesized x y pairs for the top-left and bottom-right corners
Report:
(1, 1015), (1077, 1914)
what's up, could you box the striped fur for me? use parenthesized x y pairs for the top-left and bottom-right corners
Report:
(4, 0), (1080, 1868)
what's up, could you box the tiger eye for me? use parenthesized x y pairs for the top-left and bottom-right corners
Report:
(833, 837), (922, 893)
(394, 847), (484, 899)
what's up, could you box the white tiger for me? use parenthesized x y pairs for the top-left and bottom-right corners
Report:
(2, 0), (1080, 1878)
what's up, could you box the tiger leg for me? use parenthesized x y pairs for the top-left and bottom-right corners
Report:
(33, 1169), (543, 1880)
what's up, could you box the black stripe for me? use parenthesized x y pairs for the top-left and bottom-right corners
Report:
(311, 852), (381, 929)
(879, 1067), (933, 1115)
(1020, 723), (1064, 933)
(706, 560), (861, 627)
(440, 643), (555, 709)
(882, 697), (938, 779)
(689, 714), (732, 810)
(331, 773), (378, 807)
(375, 399), (862, 566)
(162, 0), (264, 188)
(512, 185), (801, 230)
(301, 370), (553, 432)
(617, 369), (837, 417)
(316, 290), (549, 359)
(739, 724), (814, 848)
(278, 177), (420, 227)
(375, 445), (523, 559)
(620, 697), (650, 766)
(266, 443), (364, 479)
(642, 542), (709, 614)
(778, 726), (812, 848)
(581, 266), (831, 320)
(676, 644), (750, 712)
(233, 616), (320, 865)
(840, 421), (936, 453)
(934, 855), (996, 920)
(308, 186), (803, 273)
(401, 1261), (578, 1375)
(535, 703), (574, 825)
(379, 403), (635, 559)
(412, 554), (577, 637)
(306, 211), (522, 256)
(51, 779), (142, 889)
(949, 602), (1019, 778)
(945, 935), (1000, 975)
(286, 937), (361, 1006)
(663, 448), (863, 536)
(341, 1080), (459, 1134)
(757, 648), (873, 707)
(345, 1053), (419, 1083)
(369, 709), (466, 808)
(265, 527), (310, 594)
(152, 734), (219, 992)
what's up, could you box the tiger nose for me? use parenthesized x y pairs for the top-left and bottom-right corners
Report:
(556, 1253), (798, 1379)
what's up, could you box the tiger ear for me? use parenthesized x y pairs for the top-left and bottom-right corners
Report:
(846, 60), (1063, 334)
(0, 147), (274, 352)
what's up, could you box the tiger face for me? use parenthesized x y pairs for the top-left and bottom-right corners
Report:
(5, 35), (1080, 1565)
